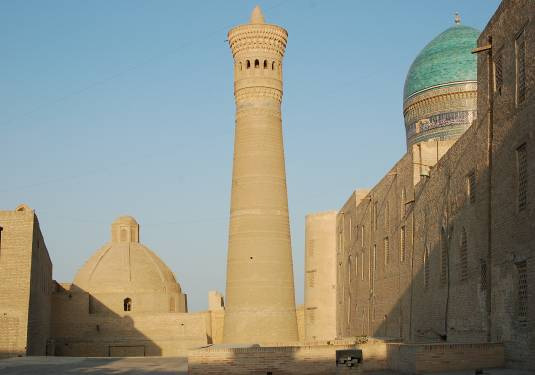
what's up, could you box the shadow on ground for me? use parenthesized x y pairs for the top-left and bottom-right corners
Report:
(0, 356), (187, 375)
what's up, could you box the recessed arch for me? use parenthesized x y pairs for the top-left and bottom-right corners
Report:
(124, 297), (132, 312)
(254, 59), (259, 68)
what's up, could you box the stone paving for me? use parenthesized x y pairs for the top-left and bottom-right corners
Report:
(0, 357), (532, 375)
(0, 356), (187, 375)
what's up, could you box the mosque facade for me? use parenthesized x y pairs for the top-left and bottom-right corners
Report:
(304, 0), (534, 370)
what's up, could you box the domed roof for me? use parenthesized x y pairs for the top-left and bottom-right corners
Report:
(403, 24), (479, 101)
(73, 217), (181, 295)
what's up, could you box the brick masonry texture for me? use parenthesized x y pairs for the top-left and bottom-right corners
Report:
(0, 205), (52, 358)
(320, 0), (534, 371)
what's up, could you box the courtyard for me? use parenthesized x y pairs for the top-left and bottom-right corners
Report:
(0, 356), (532, 375)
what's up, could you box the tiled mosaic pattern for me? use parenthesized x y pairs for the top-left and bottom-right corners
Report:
(404, 25), (479, 100)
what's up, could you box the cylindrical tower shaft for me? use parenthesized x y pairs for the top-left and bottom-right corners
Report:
(223, 6), (298, 344)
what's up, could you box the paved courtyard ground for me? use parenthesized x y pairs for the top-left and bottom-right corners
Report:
(0, 357), (532, 375)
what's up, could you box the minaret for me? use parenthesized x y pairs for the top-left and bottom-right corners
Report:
(223, 6), (298, 344)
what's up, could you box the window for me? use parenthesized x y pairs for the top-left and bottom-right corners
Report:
(254, 59), (259, 68)
(424, 246), (430, 288)
(494, 49), (503, 95)
(516, 30), (526, 105)
(246, 60), (251, 69)
(384, 237), (390, 266)
(348, 256), (352, 284)
(441, 228), (448, 284)
(401, 188), (406, 217)
(480, 258), (488, 291)
(124, 298), (132, 312)
(400, 226), (406, 262)
(517, 143), (528, 211)
(467, 171), (476, 204)
(385, 202), (389, 231)
(460, 228), (468, 281)
(272, 61), (275, 70)
(373, 202), (378, 232)
(120, 229), (127, 242)
(517, 261), (528, 323)
(349, 216), (352, 242)
(263, 60), (267, 69)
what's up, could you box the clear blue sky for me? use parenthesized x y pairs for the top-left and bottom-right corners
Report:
(1, 1), (500, 311)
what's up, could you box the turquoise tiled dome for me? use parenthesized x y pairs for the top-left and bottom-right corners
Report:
(403, 25), (480, 101)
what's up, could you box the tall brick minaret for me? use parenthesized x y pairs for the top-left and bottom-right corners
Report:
(223, 6), (298, 344)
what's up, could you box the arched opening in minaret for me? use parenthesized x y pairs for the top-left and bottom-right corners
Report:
(254, 59), (259, 68)
(239, 62), (242, 71)
(272, 61), (275, 70)
(263, 60), (267, 69)
(246, 60), (250, 69)
(124, 297), (132, 312)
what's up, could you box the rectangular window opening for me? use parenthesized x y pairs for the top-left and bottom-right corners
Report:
(384, 237), (390, 266)
(400, 226), (406, 263)
(516, 30), (526, 105)
(517, 143), (528, 211)
(517, 261), (528, 323)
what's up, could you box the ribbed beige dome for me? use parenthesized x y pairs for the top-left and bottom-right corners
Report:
(74, 242), (181, 294)
(73, 216), (181, 295)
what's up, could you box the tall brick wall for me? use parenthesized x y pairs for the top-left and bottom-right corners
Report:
(304, 211), (337, 342)
(0, 206), (52, 358)
(330, 0), (534, 370)
(26, 216), (52, 355)
(477, 0), (535, 368)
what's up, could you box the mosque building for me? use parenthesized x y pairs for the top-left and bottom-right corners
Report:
(0, 0), (533, 373)
(304, 1), (534, 371)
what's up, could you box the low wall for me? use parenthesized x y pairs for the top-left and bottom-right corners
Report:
(188, 339), (387, 375)
(188, 340), (505, 374)
(386, 342), (505, 373)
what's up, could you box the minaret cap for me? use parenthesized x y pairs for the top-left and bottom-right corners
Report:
(250, 5), (265, 24)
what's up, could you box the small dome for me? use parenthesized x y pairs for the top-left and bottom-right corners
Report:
(74, 242), (181, 295)
(114, 215), (138, 225)
(74, 217), (181, 296)
(403, 24), (479, 101)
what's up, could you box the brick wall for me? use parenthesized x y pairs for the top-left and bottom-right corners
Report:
(0, 206), (52, 358)
(188, 340), (388, 375)
(304, 211), (337, 342)
(50, 284), (209, 356)
(329, 0), (534, 370)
